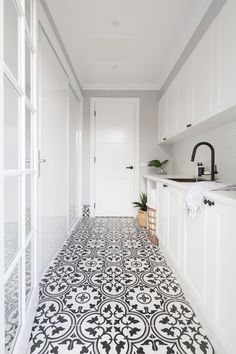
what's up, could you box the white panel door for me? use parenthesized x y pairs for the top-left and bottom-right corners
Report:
(93, 100), (139, 216)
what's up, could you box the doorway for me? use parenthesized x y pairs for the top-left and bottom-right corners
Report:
(90, 98), (140, 217)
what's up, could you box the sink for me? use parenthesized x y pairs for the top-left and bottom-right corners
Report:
(166, 178), (208, 183)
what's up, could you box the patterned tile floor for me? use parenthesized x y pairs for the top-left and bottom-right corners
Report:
(28, 217), (214, 354)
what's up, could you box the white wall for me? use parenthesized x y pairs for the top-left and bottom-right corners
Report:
(82, 90), (172, 205)
(170, 119), (236, 183)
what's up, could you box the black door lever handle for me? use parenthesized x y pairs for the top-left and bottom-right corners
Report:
(126, 166), (134, 169)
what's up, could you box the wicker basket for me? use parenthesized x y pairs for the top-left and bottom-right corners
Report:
(147, 206), (159, 245)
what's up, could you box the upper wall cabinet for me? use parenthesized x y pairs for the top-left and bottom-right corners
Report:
(192, 26), (212, 124)
(177, 56), (193, 131)
(158, 0), (236, 144)
(217, 0), (236, 112)
(167, 78), (179, 137)
(158, 93), (168, 142)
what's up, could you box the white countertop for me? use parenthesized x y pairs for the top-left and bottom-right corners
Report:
(143, 174), (236, 207)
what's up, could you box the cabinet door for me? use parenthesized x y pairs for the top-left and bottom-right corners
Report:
(158, 94), (168, 143)
(183, 209), (207, 308)
(167, 80), (179, 138)
(207, 201), (236, 353)
(166, 186), (182, 270)
(218, 0), (236, 111)
(177, 56), (193, 132)
(156, 183), (168, 246)
(192, 28), (211, 123)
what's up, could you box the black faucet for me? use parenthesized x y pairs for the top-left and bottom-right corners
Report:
(191, 142), (216, 181)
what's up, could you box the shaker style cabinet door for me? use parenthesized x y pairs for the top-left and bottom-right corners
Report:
(158, 94), (168, 143)
(217, 0), (236, 112)
(206, 201), (236, 354)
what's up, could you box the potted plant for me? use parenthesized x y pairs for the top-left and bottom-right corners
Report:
(132, 193), (148, 228)
(148, 159), (169, 175)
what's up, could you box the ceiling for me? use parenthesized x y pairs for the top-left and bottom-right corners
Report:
(45, 0), (212, 90)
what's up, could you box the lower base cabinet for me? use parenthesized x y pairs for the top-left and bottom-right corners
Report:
(183, 209), (207, 309)
(206, 202), (236, 353)
(156, 181), (236, 354)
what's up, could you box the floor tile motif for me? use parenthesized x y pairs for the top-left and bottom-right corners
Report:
(29, 217), (214, 354)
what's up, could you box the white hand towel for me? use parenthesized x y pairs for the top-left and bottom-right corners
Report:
(185, 182), (225, 217)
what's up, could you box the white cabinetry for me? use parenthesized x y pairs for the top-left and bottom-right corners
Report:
(177, 56), (193, 132)
(166, 185), (183, 270)
(217, 0), (236, 112)
(158, 0), (236, 144)
(167, 79), (179, 137)
(183, 209), (207, 308)
(157, 183), (183, 269)
(158, 94), (168, 142)
(156, 182), (168, 246)
(206, 200), (236, 354)
(192, 28), (211, 124)
(155, 176), (236, 354)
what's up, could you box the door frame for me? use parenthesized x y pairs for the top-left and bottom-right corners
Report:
(90, 97), (140, 217)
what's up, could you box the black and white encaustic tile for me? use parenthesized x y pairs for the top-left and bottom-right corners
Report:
(28, 217), (214, 354)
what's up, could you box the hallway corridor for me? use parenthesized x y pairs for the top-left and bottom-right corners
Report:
(28, 218), (214, 354)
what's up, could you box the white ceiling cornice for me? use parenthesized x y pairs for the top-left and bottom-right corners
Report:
(83, 83), (161, 91)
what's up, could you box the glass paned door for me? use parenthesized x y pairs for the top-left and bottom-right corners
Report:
(1, 1), (37, 353)
(3, 0), (19, 80)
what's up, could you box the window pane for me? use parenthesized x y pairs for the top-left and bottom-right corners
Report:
(25, 108), (33, 169)
(25, 241), (33, 305)
(4, 0), (19, 79)
(25, 174), (33, 236)
(4, 177), (20, 270)
(5, 263), (20, 353)
(4, 76), (19, 170)
(25, 0), (32, 32)
(25, 38), (31, 99)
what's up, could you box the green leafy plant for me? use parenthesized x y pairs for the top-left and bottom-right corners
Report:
(132, 193), (147, 212)
(148, 159), (169, 174)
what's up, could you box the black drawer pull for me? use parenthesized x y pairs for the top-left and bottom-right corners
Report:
(186, 123), (192, 128)
(163, 184), (168, 188)
(163, 137), (167, 141)
(204, 199), (215, 207)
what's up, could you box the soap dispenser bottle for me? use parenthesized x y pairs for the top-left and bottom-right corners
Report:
(197, 163), (205, 177)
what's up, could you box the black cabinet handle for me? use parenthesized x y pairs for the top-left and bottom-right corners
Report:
(186, 123), (192, 128)
(204, 199), (215, 207)
(163, 137), (167, 141)
(126, 166), (134, 169)
(163, 184), (168, 188)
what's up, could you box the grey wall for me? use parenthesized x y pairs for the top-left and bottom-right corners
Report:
(82, 90), (172, 205)
(170, 120), (236, 183)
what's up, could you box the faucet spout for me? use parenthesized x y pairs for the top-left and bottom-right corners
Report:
(191, 142), (216, 181)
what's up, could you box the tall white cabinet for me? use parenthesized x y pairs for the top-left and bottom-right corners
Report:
(39, 30), (82, 275)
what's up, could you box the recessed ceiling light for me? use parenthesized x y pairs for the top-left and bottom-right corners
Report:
(112, 20), (120, 27)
